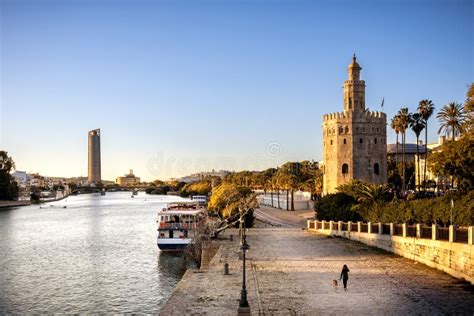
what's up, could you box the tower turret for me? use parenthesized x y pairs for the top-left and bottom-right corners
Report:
(343, 54), (366, 112)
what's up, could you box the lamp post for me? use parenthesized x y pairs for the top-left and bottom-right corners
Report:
(238, 220), (251, 314)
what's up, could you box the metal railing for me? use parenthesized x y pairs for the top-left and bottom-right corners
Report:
(351, 223), (358, 232)
(393, 225), (403, 236)
(308, 220), (473, 245)
(406, 225), (417, 238)
(371, 224), (379, 234)
(420, 226), (432, 239)
(382, 224), (391, 235)
(455, 227), (468, 243)
(438, 227), (449, 241)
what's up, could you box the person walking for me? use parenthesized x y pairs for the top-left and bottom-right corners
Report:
(340, 264), (350, 290)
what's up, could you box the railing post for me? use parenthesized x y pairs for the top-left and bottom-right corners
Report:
(322, 220), (326, 230)
(389, 223), (394, 236)
(348, 221), (352, 232)
(368, 222), (372, 234)
(402, 223), (407, 237)
(449, 225), (455, 242)
(338, 221), (342, 232)
(416, 224), (421, 238)
(357, 221), (361, 233)
(378, 222), (383, 235)
(329, 220), (334, 231)
(468, 226), (473, 245)
(307, 220), (311, 229)
(432, 224), (438, 241)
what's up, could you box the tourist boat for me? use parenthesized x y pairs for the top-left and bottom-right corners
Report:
(156, 202), (206, 252)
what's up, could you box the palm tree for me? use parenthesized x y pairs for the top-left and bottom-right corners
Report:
(397, 108), (410, 192)
(409, 113), (426, 191)
(437, 102), (468, 141)
(418, 99), (435, 191)
(390, 115), (401, 171)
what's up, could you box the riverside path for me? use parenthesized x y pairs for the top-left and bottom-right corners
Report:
(161, 206), (474, 315)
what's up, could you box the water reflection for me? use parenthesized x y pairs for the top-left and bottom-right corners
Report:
(0, 193), (188, 313)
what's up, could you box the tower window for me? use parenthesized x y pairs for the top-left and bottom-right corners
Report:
(374, 138), (377, 144)
(342, 164), (349, 174)
(345, 126), (349, 134)
(374, 163), (380, 175)
(359, 138), (363, 144)
(339, 127), (343, 134)
(343, 138), (347, 144)
(330, 140), (333, 145)
(363, 127), (366, 132)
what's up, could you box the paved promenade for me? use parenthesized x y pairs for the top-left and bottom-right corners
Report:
(161, 207), (474, 315)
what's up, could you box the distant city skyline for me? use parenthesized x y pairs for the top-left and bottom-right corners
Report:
(1, 0), (472, 181)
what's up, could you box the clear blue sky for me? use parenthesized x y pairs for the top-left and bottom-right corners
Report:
(1, 0), (472, 181)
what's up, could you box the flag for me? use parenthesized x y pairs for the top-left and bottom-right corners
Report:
(381, 97), (384, 108)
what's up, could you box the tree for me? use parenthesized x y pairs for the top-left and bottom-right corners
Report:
(0, 151), (19, 200)
(207, 183), (253, 218)
(437, 102), (467, 141)
(428, 132), (474, 190)
(337, 180), (392, 221)
(465, 83), (474, 112)
(409, 112), (426, 191)
(418, 99), (435, 190)
(390, 115), (401, 171)
(397, 108), (410, 191)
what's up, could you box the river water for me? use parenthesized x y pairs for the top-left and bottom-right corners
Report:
(0, 192), (189, 313)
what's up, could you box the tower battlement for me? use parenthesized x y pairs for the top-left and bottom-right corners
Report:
(323, 110), (386, 123)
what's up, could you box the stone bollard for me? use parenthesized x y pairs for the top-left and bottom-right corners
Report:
(224, 263), (229, 275)
(468, 227), (473, 245)
(402, 223), (407, 238)
(357, 221), (362, 233)
(389, 223), (394, 236)
(432, 224), (438, 241)
(416, 224), (421, 238)
(378, 222), (383, 235)
(329, 220), (334, 231)
(338, 221), (343, 232)
(368, 222), (372, 234)
(348, 221), (352, 232)
(449, 225), (455, 242)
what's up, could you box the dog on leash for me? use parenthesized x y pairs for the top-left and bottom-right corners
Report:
(332, 279), (338, 287)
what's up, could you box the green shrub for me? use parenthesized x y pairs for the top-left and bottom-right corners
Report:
(314, 193), (362, 222)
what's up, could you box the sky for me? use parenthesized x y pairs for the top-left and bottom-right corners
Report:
(1, 0), (473, 181)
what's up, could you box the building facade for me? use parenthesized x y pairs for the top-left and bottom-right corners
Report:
(322, 56), (388, 194)
(88, 129), (101, 184)
(116, 169), (140, 186)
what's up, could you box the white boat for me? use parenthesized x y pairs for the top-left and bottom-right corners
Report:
(156, 202), (206, 252)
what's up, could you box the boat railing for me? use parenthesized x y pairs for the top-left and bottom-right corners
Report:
(158, 222), (198, 230)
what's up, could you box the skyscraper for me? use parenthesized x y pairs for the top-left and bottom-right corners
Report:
(88, 129), (101, 184)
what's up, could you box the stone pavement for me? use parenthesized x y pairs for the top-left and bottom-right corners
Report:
(160, 208), (474, 315)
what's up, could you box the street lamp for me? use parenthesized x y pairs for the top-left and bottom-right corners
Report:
(238, 221), (250, 314)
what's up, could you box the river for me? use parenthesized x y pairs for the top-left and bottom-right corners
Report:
(0, 192), (189, 313)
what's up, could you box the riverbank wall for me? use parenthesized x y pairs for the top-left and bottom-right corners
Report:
(160, 228), (252, 315)
(0, 200), (31, 208)
(308, 220), (474, 284)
